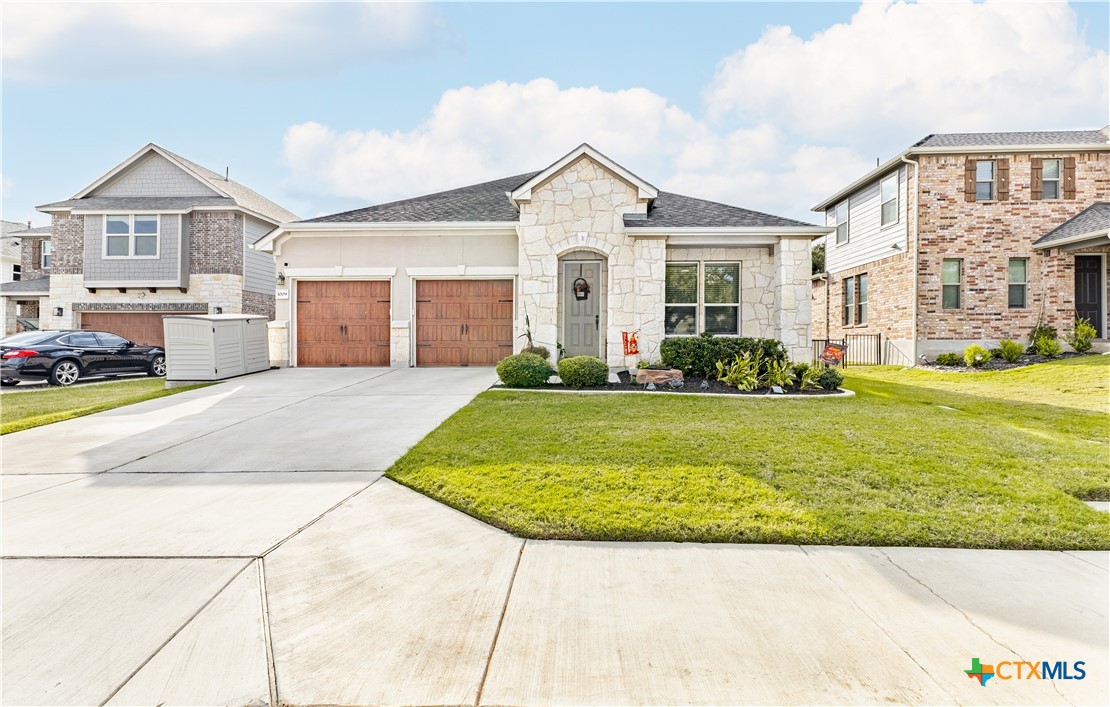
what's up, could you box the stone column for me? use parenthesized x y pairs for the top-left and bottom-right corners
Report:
(267, 320), (289, 367)
(1, 297), (17, 336)
(774, 237), (813, 361)
(631, 236), (667, 365)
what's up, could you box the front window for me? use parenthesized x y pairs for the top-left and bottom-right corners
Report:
(41, 241), (52, 268)
(942, 259), (962, 309)
(104, 215), (159, 258)
(843, 276), (855, 325)
(1008, 258), (1028, 308)
(665, 261), (742, 336)
(834, 201), (849, 244)
(1042, 159), (1061, 200)
(880, 175), (898, 226)
(975, 161), (995, 201)
(857, 273), (869, 324)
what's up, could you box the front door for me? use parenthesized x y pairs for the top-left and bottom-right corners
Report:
(562, 261), (602, 358)
(1075, 255), (1103, 337)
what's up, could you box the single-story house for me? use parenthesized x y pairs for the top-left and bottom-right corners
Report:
(255, 144), (829, 368)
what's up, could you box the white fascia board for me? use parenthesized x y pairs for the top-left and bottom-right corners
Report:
(255, 221), (518, 253)
(813, 141), (1110, 212)
(511, 143), (658, 202)
(1032, 229), (1110, 250)
(632, 227), (831, 244)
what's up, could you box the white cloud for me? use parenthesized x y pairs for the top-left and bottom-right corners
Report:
(707, 0), (1109, 141)
(2, 1), (440, 82)
(282, 78), (850, 220)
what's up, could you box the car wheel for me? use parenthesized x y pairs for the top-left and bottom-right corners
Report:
(148, 355), (167, 378)
(48, 360), (81, 387)
(0, 378), (18, 387)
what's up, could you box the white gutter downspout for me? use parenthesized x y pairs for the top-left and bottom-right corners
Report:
(901, 153), (920, 366)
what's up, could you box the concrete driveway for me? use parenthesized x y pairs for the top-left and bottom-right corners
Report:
(2, 367), (1107, 706)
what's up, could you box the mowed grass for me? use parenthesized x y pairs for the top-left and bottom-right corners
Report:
(388, 356), (1110, 550)
(1, 378), (212, 434)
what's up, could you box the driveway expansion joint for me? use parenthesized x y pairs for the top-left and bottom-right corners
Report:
(474, 538), (526, 707)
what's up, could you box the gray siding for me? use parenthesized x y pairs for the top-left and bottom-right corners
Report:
(179, 214), (191, 285)
(825, 166), (909, 273)
(243, 216), (276, 294)
(95, 153), (219, 198)
(83, 214), (184, 285)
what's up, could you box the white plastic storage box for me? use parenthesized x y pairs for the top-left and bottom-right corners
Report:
(162, 314), (270, 381)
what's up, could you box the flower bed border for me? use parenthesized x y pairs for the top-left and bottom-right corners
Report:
(488, 385), (855, 399)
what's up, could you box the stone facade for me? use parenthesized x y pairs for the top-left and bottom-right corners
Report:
(190, 211), (244, 274)
(666, 246), (776, 338)
(390, 323), (411, 367)
(268, 321), (289, 367)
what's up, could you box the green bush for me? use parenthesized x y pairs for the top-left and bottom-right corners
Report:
(715, 352), (760, 391)
(496, 353), (553, 388)
(660, 332), (786, 378)
(817, 367), (844, 391)
(1028, 321), (1057, 347)
(998, 339), (1025, 363)
(964, 345), (992, 368)
(761, 357), (795, 389)
(934, 353), (963, 366)
(792, 363), (820, 391)
(557, 356), (609, 388)
(1065, 318), (1097, 353)
(520, 345), (550, 360)
(1033, 335), (1063, 358)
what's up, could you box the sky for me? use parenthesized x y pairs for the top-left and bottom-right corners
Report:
(2, 1), (1108, 227)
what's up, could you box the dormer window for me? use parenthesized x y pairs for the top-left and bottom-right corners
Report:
(104, 215), (159, 258)
(834, 201), (849, 244)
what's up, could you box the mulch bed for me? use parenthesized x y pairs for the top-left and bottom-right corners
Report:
(919, 351), (1099, 373)
(493, 370), (842, 395)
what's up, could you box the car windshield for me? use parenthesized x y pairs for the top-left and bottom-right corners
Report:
(0, 331), (56, 346)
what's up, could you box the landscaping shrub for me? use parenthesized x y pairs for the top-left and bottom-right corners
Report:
(520, 345), (550, 360)
(964, 345), (992, 368)
(817, 367), (844, 391)
(1065, 318), (1097, 354)
(1028, 321), (1057, 346)
(557, 356), (609, 388)
(761, 357), (795, 389)
(998, 339), (1025, 363)
(1033, 335), (1063, 358)
(660, 332), (786, 378)
(934, 353), (963, 367)
(496, 353), (553, 388)
(715, 352), (760, 391)
(792, 363), (820, 391)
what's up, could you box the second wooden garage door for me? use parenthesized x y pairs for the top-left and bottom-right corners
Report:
(297, 280), (390, 366)
(81, 312), (186, 347)
(415, 280), (513, 366)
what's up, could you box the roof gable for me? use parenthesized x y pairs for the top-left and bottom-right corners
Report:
(90, 151), (220, 198)
(510, 144), (657, 203)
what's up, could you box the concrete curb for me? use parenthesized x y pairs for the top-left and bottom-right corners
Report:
(487, 387), (856, 399)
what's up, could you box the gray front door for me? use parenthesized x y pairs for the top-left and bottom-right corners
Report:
(562, 261), (601, 358)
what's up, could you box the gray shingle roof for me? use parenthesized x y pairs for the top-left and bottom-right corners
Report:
(0, 276), (50, 295)
(21, 225), (51, 235)
(913, 129), (1108, 148)
(624, 192), (815, 228)
(158, 146), (300, 223)
(39, 196), (238, 212)
(1033, 202), (1110, 246)
(305, 173), (539, 223)
(306, 172), (816, 228)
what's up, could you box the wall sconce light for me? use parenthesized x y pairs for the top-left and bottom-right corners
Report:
(213, 306), (223, 315)
(53, 307), (63, 317)
(277, 272), (286, 286)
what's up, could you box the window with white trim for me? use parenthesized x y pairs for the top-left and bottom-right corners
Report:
(857, 273), (869, 324)
(942, 259), (962, 309)
(664, 261), (742, 336)
(843, 276), (855, 325)
(1042, 159), (1061, 200)
(41, 240), (52, 268)
(880, 174), (898, 226)
(975, 161), (995, 201)
(12, 264), (21, 281)
(104, 215), (159, 258)
(834, 201), (849, 244)
(1008, 258), (1028, 309)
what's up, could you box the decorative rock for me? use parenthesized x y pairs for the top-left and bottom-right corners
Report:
(636, 368), (684, 386)
(699, 380), (710, 390)
(645, 382), (657, 391)
(667, 378), (684, 389)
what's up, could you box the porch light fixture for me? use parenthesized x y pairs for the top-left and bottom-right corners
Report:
(53, 307), (63, 316)
(277, 271), (286, 286)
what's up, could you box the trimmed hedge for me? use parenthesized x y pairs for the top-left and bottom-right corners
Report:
(496, 353), (553, 388)
(557, 356), (609, 388)
(660, 333), (787, 378)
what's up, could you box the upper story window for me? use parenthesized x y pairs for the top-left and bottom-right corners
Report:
(665, 261), (741, 336)
(41, 241), (52, 269)
(834, 201), (849, 244)
(880, 174), (898, 226)
(105, 215), (159, 258)
(975, 161), (995, 201)
(12, 264), (20, 281)
(1041, 159), (1061, 200)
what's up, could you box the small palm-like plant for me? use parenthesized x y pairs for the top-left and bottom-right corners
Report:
(761, 357), (794, 389)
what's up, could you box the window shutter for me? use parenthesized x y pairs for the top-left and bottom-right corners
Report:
(30, 239), (41, 266)
(1063, 156), (1076, 199)
(964, 159), (976, 202)
(1030, 157), (1043, 200)
(996, 159), (1010, 201)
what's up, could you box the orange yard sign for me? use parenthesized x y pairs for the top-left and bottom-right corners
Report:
(820, 342), (846, 366)
(622, 331), (639, 355)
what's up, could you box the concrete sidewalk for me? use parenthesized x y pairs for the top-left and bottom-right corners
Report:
(2, 368), (1107, 705)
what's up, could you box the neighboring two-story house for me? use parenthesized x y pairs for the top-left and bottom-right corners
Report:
(811, 128), (1109, 363)
(0, 144), (298, 344)
(0, 221), (53, 333)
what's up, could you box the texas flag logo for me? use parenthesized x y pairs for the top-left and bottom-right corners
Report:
(965, 658), (996, 686)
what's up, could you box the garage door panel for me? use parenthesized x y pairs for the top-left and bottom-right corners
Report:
(415, 279), (514, 367)
(296, 280), (390, 367)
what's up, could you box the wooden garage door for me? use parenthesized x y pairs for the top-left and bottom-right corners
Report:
(415, 280), (513, 366)
(297, 280), (390, 367)
(81, 312), (183, 347)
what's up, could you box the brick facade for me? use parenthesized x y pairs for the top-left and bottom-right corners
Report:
(815, 252), (917, 363)
(189, 211), (243, 274)
(242, 289), (275, 319)
(50, 213), (85, 275)
(19, 238), (50, 281)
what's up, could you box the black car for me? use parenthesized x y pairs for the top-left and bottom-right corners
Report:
(0, 330), (166, 387)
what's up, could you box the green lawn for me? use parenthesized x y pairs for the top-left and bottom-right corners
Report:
(1, 378), (212, 435)
(388, 356), (1110, 550)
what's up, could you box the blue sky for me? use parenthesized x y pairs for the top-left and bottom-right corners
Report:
(3, 1), (1108, 227)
